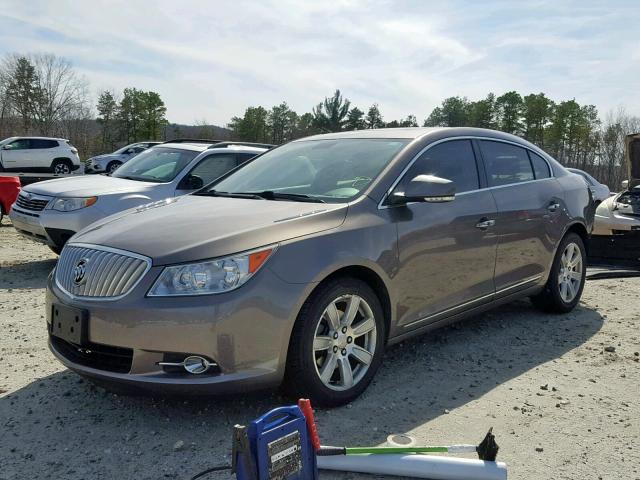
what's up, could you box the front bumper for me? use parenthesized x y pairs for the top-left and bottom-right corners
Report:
(45, 265), (312, 394)
(10, 205), (105, 248)
(593, 212), (640, 236)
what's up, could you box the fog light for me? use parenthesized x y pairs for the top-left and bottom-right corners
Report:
(158, 355), (217, 375)
(183, 356), (211, 374)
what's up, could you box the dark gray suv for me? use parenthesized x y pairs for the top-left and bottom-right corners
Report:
(46, 127), (593, 406)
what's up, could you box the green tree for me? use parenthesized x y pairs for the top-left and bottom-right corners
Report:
(522, 93), (553, 146)
(312, 90), (351, 132)
(291, 112), (319, 139)
(423, 96), (469, 127)
(344, 107), (366, 130)
(268, 102), (298, 144)
(365, 103), (384, 129)
(5, 56), (41, 132)
(96, 90), (118, 149)
(229, 106), (270, 142)
(467, 93), (496, 129)
(140, 91), (167, 139)
(495, 91), (523, 134)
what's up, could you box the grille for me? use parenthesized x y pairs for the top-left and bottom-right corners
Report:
(51, 336), (133, 373)
(55, 244), (151, 298)
(14, 193), (51, 212)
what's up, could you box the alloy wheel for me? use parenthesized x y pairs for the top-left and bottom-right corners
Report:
(558, 242), (583, 303)
(313, 294), (377, 391)
(54, 163), (71, 174)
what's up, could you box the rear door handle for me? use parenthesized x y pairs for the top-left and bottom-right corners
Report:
(475, 218), (495, 229)
(548, 201), (560, 212)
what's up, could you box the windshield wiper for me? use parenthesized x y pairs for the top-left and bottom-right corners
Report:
(116, 175), (163, 183)
(198, 190), (264, 200)
(247, 191), (326, 203)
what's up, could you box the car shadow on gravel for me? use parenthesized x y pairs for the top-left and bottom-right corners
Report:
(0, 259), (56, 290)
(0, 300), (603, 480)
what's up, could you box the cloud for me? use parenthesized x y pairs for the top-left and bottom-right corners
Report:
(0, 0), (635, 125)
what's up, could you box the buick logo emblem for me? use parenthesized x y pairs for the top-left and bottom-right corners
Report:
(73, 259), (88, 286)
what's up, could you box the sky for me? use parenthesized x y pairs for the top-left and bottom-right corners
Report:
(0, 0), (637, 126)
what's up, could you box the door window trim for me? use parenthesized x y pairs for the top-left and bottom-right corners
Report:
(378, 136), (555, 210)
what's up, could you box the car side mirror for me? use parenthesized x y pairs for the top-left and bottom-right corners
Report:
(393, 175), (456, 204)
(179, 174), (204, 190)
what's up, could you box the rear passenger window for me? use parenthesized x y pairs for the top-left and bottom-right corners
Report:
(480, 141), (534, 187)
(31, 139), (58, 149)
(528, 151), (551, 179)
(403, 140), (479, 193)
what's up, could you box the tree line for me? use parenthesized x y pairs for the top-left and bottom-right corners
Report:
(0, 52), (637, 188)
(229, 89), (639, 189)
(0, 53), (169, 159)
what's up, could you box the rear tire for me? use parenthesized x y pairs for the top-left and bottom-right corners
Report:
(283, 277), (386, 407)
(106, 161), (122, 174)
(531, 232), (586, 313)
(52, 160), (72, 174)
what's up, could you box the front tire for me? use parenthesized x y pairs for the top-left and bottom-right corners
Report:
(531, 232), (586, 313)
(284, 277), (386, 407)
(52, 160), (72, 174)
(106, 161), (122, 174)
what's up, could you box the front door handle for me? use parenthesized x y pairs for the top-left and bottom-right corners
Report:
(475, 218), (496, 229)
(548, 201), (560, 212)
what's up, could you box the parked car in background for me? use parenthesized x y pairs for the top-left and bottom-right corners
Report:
(45, 127), (593, 406)
(0, 175), (20, 223)
(85, 141), (162, 174)
(567, 168), (610, 205)
(10, 141), (269, 253)
(0, 137), (81, 174)
(593, 186), (640, 236)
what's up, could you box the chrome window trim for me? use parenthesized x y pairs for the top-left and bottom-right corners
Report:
(378, 136), (554, 210)
(403, 275), (542, 329)
(55, 243), (152, 302)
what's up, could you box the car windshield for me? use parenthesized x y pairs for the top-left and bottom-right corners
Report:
(206, 138), (409, 203)
(113, 144), (136, 154)
(112, 147), (199, 182)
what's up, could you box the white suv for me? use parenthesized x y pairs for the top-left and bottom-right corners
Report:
(0, 137), (81, 174)
(10, 141), (271, 253)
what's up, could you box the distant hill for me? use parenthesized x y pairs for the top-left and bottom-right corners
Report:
(163, 123), (233, 141)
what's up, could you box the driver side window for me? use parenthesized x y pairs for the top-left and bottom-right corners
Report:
(8, 139), (30, 150)
(187, 154), (237, 186)
(402, 140), (480, 194)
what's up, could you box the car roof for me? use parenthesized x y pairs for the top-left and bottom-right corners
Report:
(296, 126), (536, 144)
(6, 136), (67, 141)
(158, 142), (267, 153)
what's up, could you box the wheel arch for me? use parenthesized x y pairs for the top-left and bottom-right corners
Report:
(308, 265), (393, 343)
(50, 157), (73, 167)
(565, 221), (590, 254)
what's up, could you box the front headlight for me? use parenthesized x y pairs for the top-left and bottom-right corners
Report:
(147, 246), (276, 296)
(51, 197), (98, 212)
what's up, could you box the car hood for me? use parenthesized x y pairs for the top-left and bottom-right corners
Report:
(72, 195), (348, 265)
(24, 175), (158, 197)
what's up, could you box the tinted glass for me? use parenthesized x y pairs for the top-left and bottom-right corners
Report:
(188, 154), (237, 185)
(481, 141), (534, 187)
(529, 151), (551, 179)
(112, 147), (199, 182)
(236, 153), (258, 164)
(31, 139), (58, 149)
(402, 140), (479, 193)
(8, 139), (30, 149)
(210, 139), (409, 203)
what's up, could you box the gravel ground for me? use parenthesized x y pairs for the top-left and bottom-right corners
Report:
(1, 218), (639, 480)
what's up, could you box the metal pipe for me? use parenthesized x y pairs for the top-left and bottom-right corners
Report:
(317, 453), (508, 480)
